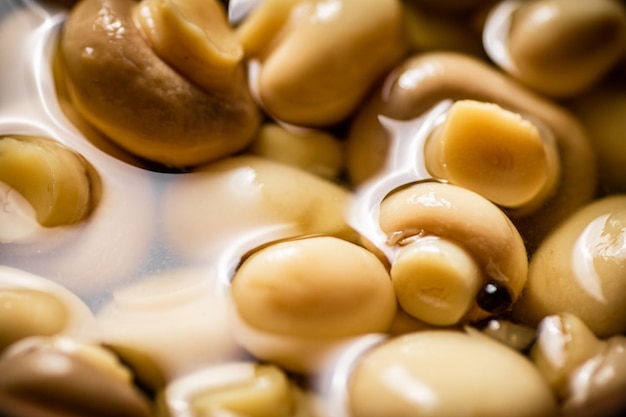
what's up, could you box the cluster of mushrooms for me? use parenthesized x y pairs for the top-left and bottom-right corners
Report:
(2, 0), (626, 416)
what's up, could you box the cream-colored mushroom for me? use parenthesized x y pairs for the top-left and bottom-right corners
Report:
(163, 362), (315, 417)
(488, 0), (626, 97)
(0, 289), (67, 352)
(346, 330), (556, 417)
(531, 313), (626, 412)
(424, 99), (560, 210)
(60, 0), (260, 167)
(0, 135), (99, 227)
(566, 336), (626, 411)
(347, 52), (596, 248)
(0, 266), (97, 352)
(379, 181), (527, 326)
(247, 123), (344, 181)
(230, 235), (397, 373)
(96, 268), (243, 387)
(162, 155), (359, 263)
(514, 195), (626, 337)
(237, 0), (407, 126)
(0, 336), (152, 417)
(531, 314), (604, 398)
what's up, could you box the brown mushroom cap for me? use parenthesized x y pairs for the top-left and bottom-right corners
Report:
(0, 339), (152, 417)
(60, 0), (260, 168)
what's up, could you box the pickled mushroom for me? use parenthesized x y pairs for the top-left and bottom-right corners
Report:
(59, 0), (260, 167)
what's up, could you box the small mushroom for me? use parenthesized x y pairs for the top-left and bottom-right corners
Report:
(0, 266), (97, 352)
(237, 0), (407, 126)
(59, 0), (260, 167)
(379, 181), (528, 326)
(0, 135), (99, 228)
(484, 0), (626, 97)
(343, 330), (556, 417)
(513, 195), (626, 337)
(566, 336), (626, 412)
(0, 336), (152, 417)
(531, 313), (626, 412)
(0, 146), (156, 296)
(162, 155), (358, 263)
(162, 362), (316, 417)
(531, 314), (606, 399)
(96, 268), (243, 388)
(230, 235), (397, 374)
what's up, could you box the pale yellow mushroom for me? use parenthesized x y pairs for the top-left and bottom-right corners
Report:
(424, 99), (560, 210)
(162, 362), (315, 417)
(247, 123), (344, 181)
(514, 195), (626, 337)
(0, 336), (152, 417)
(347, 52), (596, 248)
(231, 235), (396, 373)
(0, 151), (155, 296)
(60, 0), (260, 167)
(0, 266), (97, 351)
(0, 135), (99, 227)
(504, 0), (626, 97)
(531, 313), (626, 412)
(162, 155), (359, 262)
(233, 236), (396, 338)
(379, 181), (527, 326)
(347, 330), (557, 417)
(0, 289), (67, 352)
(97, 268), (242, 386)
(565, 337), (626, 412)
(237, 0), (407, 126)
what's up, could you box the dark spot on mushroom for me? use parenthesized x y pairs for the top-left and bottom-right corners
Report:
(476, 280), (513, 315)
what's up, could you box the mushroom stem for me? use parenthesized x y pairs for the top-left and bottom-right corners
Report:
(424, 100), (560, 210)
(134, 0), (244, 93)
(0, 135), (98, 227)
(390, 236), (482, 326)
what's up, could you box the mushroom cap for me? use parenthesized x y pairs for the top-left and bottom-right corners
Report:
(348, 330), (557, 417)
(60, 0), (260, 168)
